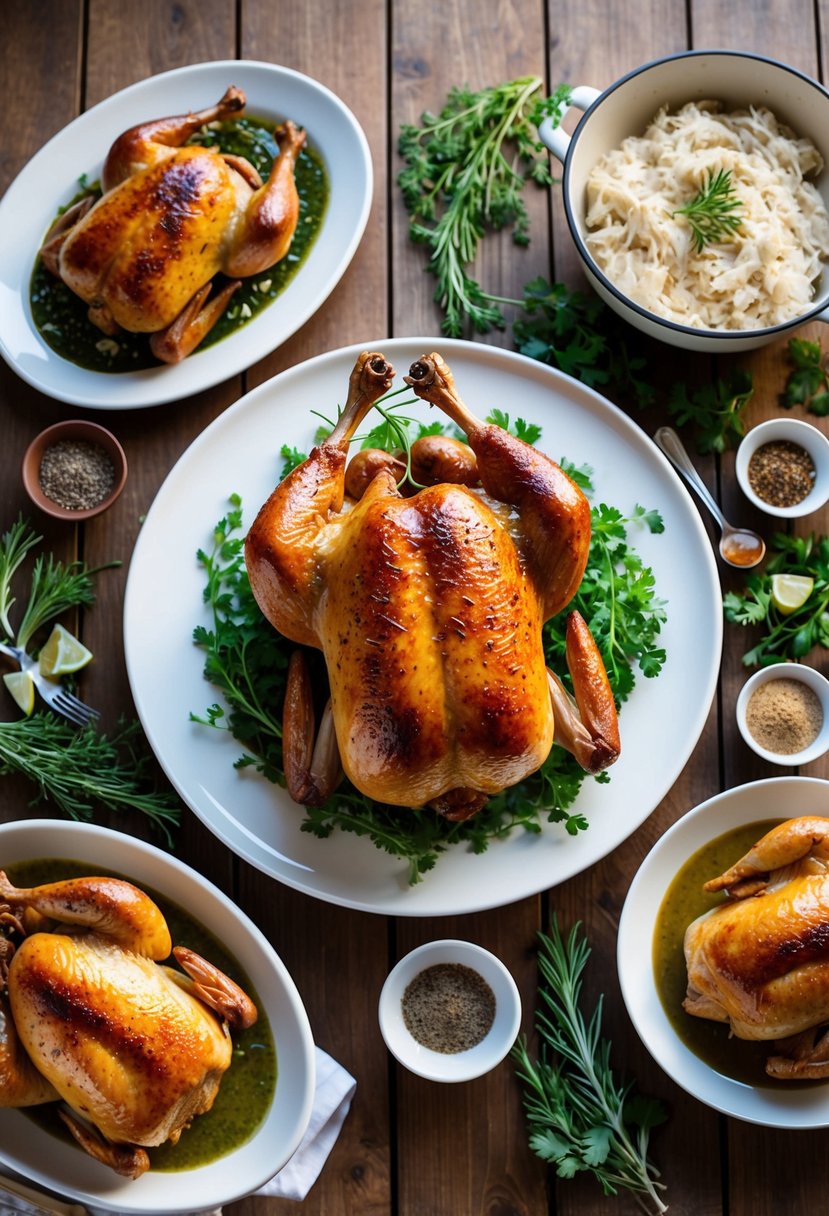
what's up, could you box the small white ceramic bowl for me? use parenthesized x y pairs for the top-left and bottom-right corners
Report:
(0, 819), (315, 1215)
(735, 417), (829, 518)
(618, 775), (829, 1127)
(537, 50), (829, 353)
(736, 662), (829, 765)
(378, 939), (521, 1082)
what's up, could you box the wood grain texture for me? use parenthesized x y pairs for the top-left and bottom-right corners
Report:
(2, 2), (829, 1214)
(390, 0), (551, 345)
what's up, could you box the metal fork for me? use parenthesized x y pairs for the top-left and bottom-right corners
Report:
(0, 639), (100, 727)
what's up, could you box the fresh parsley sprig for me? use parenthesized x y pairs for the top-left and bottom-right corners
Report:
(782, 337), (829, 416)
(724, 533), (829, 665)
(673, 168), (743, 252)
(512, 919), (667, 1213)
(513, 278), (656, 410)
(398, 79), (571, 336)
(666, 369), (754, 454)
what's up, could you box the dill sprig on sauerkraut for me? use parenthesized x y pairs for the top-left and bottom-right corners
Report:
(584, 100), (829, 330)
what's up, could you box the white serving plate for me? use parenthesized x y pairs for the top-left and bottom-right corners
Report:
(618, 776), (829, 1128)
(0, 60), (371, 408)
(124, 336), (722, 916)
(0, 819), (315, 1213)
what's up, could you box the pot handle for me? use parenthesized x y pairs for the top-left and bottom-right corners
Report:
(813, 304), (829, 326)
(537, 85), (602, 162)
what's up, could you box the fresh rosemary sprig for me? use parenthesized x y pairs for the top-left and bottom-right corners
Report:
(0, 515), (118, 649)
(398, 78), (571, 336)
(673, 168), (743, 253)
(0, 715), (181, 845)
(512, 919), (667, 1214)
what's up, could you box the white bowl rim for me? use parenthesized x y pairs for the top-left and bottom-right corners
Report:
(617, 775), (829, 1128)
(734, 417), (829, 518)
(377, 938), (521, 1083)
(735, 661), (829, 764)
(559, 48), (829, 341)
(0, 818), (316, 1214)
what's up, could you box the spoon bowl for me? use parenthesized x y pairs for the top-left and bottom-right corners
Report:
(653, 427), (766, 569)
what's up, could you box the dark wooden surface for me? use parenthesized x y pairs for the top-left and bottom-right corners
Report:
(2, 2), (828, 1214)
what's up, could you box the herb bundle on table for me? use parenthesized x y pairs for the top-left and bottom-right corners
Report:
(0, 517), (180, 842)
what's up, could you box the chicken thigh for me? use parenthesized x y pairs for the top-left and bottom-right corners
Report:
(0, 872), (257, 1177)
(39, 87), (306, 362)
(683, 817), (829, 1078)
(245, 350), (620, 820)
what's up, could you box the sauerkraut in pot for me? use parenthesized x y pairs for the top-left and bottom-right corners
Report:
(584, 100), (829, 330)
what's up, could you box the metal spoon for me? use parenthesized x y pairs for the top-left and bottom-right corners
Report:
(653, 426), (766, 569)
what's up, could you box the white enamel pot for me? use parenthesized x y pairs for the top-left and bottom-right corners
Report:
(537, 50), (829, 352)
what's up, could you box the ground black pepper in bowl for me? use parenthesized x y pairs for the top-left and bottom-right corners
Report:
(39, 438), (115, 510)
(401, 962), (496, 1053)
(22, 420), (127, 521)
(747, 439), (815, 508)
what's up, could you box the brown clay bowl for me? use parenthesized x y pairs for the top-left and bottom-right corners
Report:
(21, 419), (127, 521)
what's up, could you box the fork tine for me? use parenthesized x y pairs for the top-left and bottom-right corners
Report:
(50, 693), (96, 727)
(57, 688), (100, 718)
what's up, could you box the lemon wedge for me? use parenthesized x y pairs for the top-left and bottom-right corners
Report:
(38, 624), (93, 679)
(771, 573), (815, 615)
(3, 670), (35, 716)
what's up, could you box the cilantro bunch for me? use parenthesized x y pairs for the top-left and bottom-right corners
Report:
(723, 533), (829, 666)
(191, 416), (665, 884)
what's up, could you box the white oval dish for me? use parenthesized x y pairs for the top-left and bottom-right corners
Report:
(618, 776), (829, 1128)
(0, 819), (315, 1214)
(0, 60), (371, 409)
(735, 417), (829, 518)
(736, 662), (829, 765)
(123, 336), (723, 916)
(378, 939), (521, 1082)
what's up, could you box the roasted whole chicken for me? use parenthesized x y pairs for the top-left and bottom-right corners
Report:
(245, 351), (620, 821)
(0, 871), (257, 1177)
(684, 817), (829, 1078)
(39, 87), (306, 363)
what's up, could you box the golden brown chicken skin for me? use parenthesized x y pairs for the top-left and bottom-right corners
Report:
(683, 817), (829, 1078)
(39, 86), (306, 362)
(245, 351), (619, 819)
(0, 873), (257, 1177)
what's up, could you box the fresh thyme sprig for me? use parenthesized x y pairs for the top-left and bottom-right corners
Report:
(398, 78), (571, 336)
(673, 168), (743, 253)
(0, 715), (180, 845)
(512, 920), (667, 1214)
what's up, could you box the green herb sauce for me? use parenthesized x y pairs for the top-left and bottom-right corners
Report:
(6, 858), (276, 1172)
(652, 819), (787, 1087)
(30, 117), (328, 373)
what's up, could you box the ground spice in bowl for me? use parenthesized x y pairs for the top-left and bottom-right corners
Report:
(401, 962), (496, 1053)
(38, 438), (116, 511)
(747, 440), (816, 508)
(745, 677), (824, 755)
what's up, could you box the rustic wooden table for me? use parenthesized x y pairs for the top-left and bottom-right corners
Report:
(3, 1), (829, 1213)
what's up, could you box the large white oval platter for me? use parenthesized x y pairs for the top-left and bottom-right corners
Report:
(124, 337), (722, 915)
(0, 819), (315, 1214)
(0, 60), (371, 409)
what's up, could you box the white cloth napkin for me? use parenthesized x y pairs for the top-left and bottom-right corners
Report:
(0, 1047), (356, 1215)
